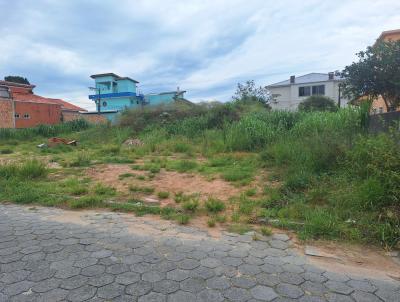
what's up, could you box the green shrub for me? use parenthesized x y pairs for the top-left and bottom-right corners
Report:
(0, 148), (13, 154)
(69, 196), (104, 209)
(174, 191), (186, 203)
(207, 217), (216, 227)
(94, 183), (116, 196)
(298, 95), (338, 112)
(245, 188), (257, 196)
(119, 173), (135, 179)
(157, 191), (170, 199)
(0, 160), (47, 180)
(204, 197), (225, 213)
(170, 160), (198, 173)
(0, 119), (90, 140)
(176, 213), (190, 225)
(160, 207), (176, 220)
(129, 185), (155, 194)
(182, 198), (199, 212)
(260, 226), (272, 236)
(70, 152), (91, 167)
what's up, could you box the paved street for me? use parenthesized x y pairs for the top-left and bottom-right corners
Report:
(0, 204), (399, 302)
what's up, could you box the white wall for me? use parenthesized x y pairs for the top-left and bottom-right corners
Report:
(268, 81), (349, 110)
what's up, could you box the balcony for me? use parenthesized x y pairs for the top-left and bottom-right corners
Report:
(88, 92), (139, 100)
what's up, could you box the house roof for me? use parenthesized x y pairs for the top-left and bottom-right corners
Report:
(0, 80), (86, 112)
(13, 93), (87, 112)
(378, 29), (400, 40)
(0, 80), (35, 89)
(267, 73), (343, 88)
(90, 73), (139, 83)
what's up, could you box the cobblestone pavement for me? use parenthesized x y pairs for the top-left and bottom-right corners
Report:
(0, 204), (399, 302)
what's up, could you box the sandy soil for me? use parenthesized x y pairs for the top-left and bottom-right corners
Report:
(298, 240), (400, 281)
(86, 163), (242, 205)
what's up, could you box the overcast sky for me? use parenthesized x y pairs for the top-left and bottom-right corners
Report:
(1, 0), (399, 110)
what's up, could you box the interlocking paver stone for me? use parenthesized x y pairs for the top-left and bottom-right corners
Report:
(232, 276), (257, 289)
(115, 272), (140, 285)
(325, 281), (354, 295)
(351, 290), (382, 302)
(223, 287), (252, 301)
(196, 289), (224, 302)
(250, 285), (278, 301)
(0, 205), (398, 302)
(276, 283), (304, 299)
(97, 282), (125, 299)
(206, 276), (231, 290)
(126, 280), (152, 297)
(167, 269), (190, 282)
(167, 290), (196, 302)
(67, 284), (97, 302)
(153, 279), (180, 294)
(139, 291), (166, 302)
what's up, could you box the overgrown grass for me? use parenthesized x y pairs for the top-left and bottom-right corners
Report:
(1, 100), (398, 248)
(0, 119), (90, 140)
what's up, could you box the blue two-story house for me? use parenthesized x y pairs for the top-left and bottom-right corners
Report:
(87, 73), (186, 121)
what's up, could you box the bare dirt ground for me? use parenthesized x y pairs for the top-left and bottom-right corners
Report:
(86, 163), (243, 205)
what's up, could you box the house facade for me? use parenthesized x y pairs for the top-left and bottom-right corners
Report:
(88, 73), (186, 121)
(0, 80), (86, 128)
(266, 73), (348, 111)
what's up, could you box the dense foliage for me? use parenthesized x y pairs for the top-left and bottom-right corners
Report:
(298, 95), (338, 112)
(342, 40), (400, 110)
(4, 75), (30, 85)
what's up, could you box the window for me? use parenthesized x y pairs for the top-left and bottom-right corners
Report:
(378, 107), (383, 114)
(14, 113), (20, 118)
(102, 101), (107, 107)
(23, 113), (30, 119)
(299, 86), (311, 97)
(312, 85), (325, 95)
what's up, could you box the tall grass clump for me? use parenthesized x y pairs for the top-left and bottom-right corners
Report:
(225, 111), (300, 151)
(0, 119), (90, 140)
(0, 160), (48, 180)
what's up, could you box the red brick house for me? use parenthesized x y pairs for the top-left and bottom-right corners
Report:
(0, 81), (86, 128)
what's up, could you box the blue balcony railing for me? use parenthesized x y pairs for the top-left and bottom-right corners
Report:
(88, 92), (140, 100)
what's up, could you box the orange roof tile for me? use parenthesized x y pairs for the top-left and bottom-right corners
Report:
(0, 80), (86, 112)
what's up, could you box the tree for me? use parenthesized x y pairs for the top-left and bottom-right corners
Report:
(298, 95), (338, 112)
(341, 40), (400, 111)
(4, 76), (30, 85)
(232, 80), (271, 107)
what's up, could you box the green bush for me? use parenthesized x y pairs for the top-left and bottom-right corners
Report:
(0, 160), (47, 180)
(69, 196), (104, 209)
(157, 191), (170, 199)
(176, 213), (190, 225)
(94, 183), (116, 196)
(0, 148), (13, 154)
(182, 198), (199, 212)
(204, 197), (225, 213)
(298, 95), (338, 112)
(0, 119), (90, 140)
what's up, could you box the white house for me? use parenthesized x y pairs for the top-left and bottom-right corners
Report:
(266, 72), (349, 111)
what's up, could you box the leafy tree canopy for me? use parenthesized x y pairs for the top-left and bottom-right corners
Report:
(232, 80), (271, 107)
(298, 95), (338, 112)
(4, 76), (30, 85)
(341, 40), (400, 111)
